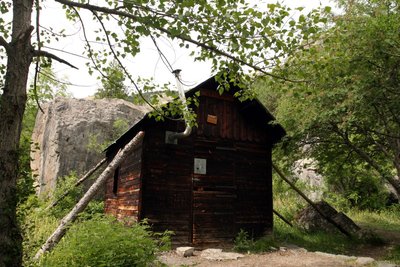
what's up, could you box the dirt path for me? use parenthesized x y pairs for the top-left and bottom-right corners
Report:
(158, 248), (379, 267)
(158, 228), (400, 267)
(351, 228), (400, 260)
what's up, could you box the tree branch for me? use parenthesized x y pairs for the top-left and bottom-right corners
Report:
(34, 0), (45, 114)
(70, 7), (102, 76)
(91, 11), (160, 113)
(54, 0), (306, 83)
(330, 123), (400, 195)
(91, 11), (183, 122)
(0, 36), (10, 52)
(33, 50), (78, 69)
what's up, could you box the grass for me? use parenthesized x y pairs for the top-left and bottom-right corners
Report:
(234, 195), (400, 264)
(348, 205), (400, 232)
(386, 245), (400, 264)
(233, 217), (367, 255)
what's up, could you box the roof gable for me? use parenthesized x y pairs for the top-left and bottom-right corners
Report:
(105, 76), (285, 153)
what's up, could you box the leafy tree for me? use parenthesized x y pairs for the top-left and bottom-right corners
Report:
(0, 0), (329, 265)
(257, 0), (400, 207)
(94, 60), (129, 100)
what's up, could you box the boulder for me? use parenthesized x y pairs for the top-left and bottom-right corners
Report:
(176, 247), (195, 257)
(294, 158), (324, 201)
(295, 201), (360, 235)
(31, 97), (149, 196)
(295, 201), (338, 232)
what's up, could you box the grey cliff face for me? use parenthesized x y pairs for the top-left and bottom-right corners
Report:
(31, 97), (149, 196)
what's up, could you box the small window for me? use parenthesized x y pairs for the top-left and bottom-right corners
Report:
(113, 167), (120, 195)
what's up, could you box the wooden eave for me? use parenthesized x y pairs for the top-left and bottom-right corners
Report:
(105, 76), (285, 156)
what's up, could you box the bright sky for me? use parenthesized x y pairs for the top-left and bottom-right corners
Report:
(33, 0), (337, 98)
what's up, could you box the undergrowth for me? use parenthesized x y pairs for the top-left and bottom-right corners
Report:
(18, 172), (171, 266)
(386, 245), (400, 264)
(39, 215), (171, 267)
(234, 219), (364, 255)
(235, 192), (399, 264)
(348, 204), (400, 232)
(234, 229), (278, 253)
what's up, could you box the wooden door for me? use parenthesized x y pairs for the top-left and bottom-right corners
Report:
(192, 141), (237, 245)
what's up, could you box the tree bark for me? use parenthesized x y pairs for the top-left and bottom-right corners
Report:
(0, 1), (34, 266)
(34, 131), (144, 260)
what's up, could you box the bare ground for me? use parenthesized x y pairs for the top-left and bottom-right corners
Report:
(158, 229), (400, 267)
(159, 248), (363, 267)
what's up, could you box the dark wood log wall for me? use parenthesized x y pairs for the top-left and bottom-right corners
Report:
(196, 90), (268, 143)
(105, 86), (274, 245)
(235, 142), (272, 237)
(192, 89), (273, 245)
(140, 121), (194, 244)
(104, 141), (143, 222)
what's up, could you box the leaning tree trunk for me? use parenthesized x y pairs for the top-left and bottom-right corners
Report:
(341, 133), (400, 196)
(34, 131), (145, 260)
(0, 1), (34, 266)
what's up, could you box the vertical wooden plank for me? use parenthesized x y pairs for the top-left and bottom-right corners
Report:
(141, 122), (193, 244)
(225, 102), (233, 139)
(219, 100), (226, 138)
(247, 122), (254, 142)
(239, 111), (247, 141)
(197, 94), (205, 136)
(233, 103), (240, 140)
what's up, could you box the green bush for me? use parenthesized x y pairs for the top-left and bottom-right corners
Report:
(18, 195), (59, 266)
(234, 229), (277, 253)
(48, 172), (83, 218)
(233, 229), (253, 253)
(386, 245), (400, 265)
(40, 215), (171, 267)
(18, 171), (105, 266)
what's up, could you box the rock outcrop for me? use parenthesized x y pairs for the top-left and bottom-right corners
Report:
(295, 200), (360, 235)
(31, 97), (149, 196)
(294, 158), (324, 201)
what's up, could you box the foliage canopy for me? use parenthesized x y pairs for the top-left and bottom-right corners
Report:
(258, 0), (400, 208)
(0, 0), (331, 265)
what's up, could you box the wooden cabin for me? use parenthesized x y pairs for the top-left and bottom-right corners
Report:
(104, 77), (285, 246)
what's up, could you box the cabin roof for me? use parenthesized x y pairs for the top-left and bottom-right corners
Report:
(105, 76), (285, 153)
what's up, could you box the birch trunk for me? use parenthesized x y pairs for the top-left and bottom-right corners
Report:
(34, 131), (144, 260)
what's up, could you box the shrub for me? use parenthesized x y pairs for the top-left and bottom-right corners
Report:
(233, 229), (253, 253)
(48, 172), (83, 218)
(386, 245), (400, 265)
(40, 215), (171, 267)
(234, 229), (277, 253)
(17, 195), (58, 266)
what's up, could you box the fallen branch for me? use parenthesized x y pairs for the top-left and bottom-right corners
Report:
(34, 131), (144, 260)
(46, 158), (107, 210)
